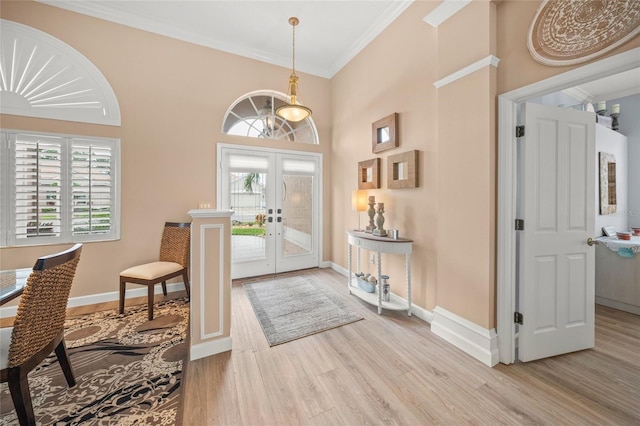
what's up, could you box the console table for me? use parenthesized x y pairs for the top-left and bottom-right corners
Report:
(346, 230), (412, 315)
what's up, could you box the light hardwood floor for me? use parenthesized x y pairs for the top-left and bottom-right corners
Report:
(181, 268), (640, 425)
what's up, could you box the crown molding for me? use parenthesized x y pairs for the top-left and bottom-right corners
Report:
(434, 55), (500, 89)
(423, 0), (471, 28)
(37, 0), (414, 79)
(327, 1), (414, 78)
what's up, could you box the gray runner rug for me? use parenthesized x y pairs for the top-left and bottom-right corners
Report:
(243, 275), (363, 346)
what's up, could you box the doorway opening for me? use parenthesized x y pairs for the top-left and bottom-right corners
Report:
(217, 144), (322, 279)
(497, 47), (640, 364)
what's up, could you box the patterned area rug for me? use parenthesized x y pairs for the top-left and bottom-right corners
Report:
(0, 298), (188, 425)
(244, 275), (363, 346)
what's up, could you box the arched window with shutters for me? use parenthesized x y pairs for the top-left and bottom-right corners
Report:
(222, 90), (318, 145)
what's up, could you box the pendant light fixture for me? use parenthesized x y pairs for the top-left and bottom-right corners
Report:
(276, 17), (312, 122)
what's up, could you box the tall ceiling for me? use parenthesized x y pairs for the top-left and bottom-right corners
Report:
(35, 0), (640, 97)
(37, 0), (414, 79)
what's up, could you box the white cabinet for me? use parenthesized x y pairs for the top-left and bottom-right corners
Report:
(595, 238), (640, 315)
(346, 230), (413, 315)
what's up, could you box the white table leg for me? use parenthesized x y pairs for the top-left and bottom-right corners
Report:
(348, 243), (352, 294)
(406, 252), (412, 316)
(377, 251), (382, 314)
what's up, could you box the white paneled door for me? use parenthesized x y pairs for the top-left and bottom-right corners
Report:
(518, 103), (596, 362)
(219, 145), (320, 279)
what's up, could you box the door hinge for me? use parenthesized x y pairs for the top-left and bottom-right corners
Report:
(516, 125), (525, 138)
(514, 311), (523, 325)
(515, 219), (524, 231)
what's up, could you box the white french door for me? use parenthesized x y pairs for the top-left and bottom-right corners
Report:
(517, 103), (595, 362)
(218, 145), (321, 279)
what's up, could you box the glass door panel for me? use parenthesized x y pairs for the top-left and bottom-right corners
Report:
(277, 155), (318, 272)
(220, 146), (320, 278)
(222, 150), (275, 278)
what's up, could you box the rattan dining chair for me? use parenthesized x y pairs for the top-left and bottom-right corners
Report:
(0, 243), (82, 426)
(119, 222), (190, 321)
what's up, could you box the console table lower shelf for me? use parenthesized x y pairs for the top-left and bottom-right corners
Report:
(349, 278), (408, 312)
(346, 230), (413, 315)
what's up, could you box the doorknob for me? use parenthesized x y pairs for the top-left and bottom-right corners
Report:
(587, 237), (600, 246)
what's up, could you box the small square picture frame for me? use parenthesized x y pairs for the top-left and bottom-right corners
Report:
(357, 158), (380, 189)
(372, 113), (398, 154)
(387, 150), (418, 189)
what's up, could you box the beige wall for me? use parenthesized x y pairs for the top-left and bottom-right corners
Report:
(435, 1), (497, 329)
(331, 1), (440, 311)
(332, 0), (640, 332)
(3, 0), (640, 335)
(497, 0), (640, 95)
(0, 1), (331, 301)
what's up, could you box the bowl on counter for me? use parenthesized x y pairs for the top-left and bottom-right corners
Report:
(617, 232), (632, 241)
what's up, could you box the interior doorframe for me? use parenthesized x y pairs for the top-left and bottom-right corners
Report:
(497, 47), (640, 364)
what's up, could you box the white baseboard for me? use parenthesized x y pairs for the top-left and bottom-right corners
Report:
(431, 306), (498, 367)
(190, 336), (232, 361)
(409, 302), (434, 324)
(318, 260), (334, 269)
(596, 297), (640, 315)
(0, 282), (186, 319)
(325, 261), (348, 276)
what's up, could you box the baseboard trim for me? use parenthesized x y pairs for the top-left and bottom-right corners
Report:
(325, 261), (348, 277)
(431, 306), (498, 367)
(319, 260), (333, 269)
(409, 301), (434, 324)
(190, 336), (232, 361)
(596, 297), (640, 315)
(0, 282), (186, 319)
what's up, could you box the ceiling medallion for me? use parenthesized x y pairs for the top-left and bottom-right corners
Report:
(527, 0), (640, 66)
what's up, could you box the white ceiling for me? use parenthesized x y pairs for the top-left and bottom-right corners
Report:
(37, 0), (414, 79)
(34, 0), (640, 96)
(564, 68), (640, 103)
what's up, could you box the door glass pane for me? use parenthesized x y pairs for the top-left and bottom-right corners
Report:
(282, 173), (313, 257)
(229, 171), (267, 263)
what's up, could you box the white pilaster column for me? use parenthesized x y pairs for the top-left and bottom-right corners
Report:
(187, 209), (233, 361)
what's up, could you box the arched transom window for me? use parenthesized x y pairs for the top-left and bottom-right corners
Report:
(222, 91), (318, 144)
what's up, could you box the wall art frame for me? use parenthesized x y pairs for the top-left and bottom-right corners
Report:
(372, 113), (398, 154)
(387, 150), (418, 189)
(599, 151), (617, 215)
(357, 158), (380, 190)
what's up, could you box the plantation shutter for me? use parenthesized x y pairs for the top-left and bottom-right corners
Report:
(2, 130), (120, 247)
(71, 140), (113, 236)
(14, 135), (63, 240)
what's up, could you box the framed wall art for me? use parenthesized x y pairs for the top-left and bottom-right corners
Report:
(372, 113), (398, 154)
(357, 158), (380, 190)
(599, 151), (617, 215)
(387, 150), (418, 189)
(528, 0), (640, 66)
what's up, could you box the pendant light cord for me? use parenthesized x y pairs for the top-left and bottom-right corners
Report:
(291, 19), (296, 75)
